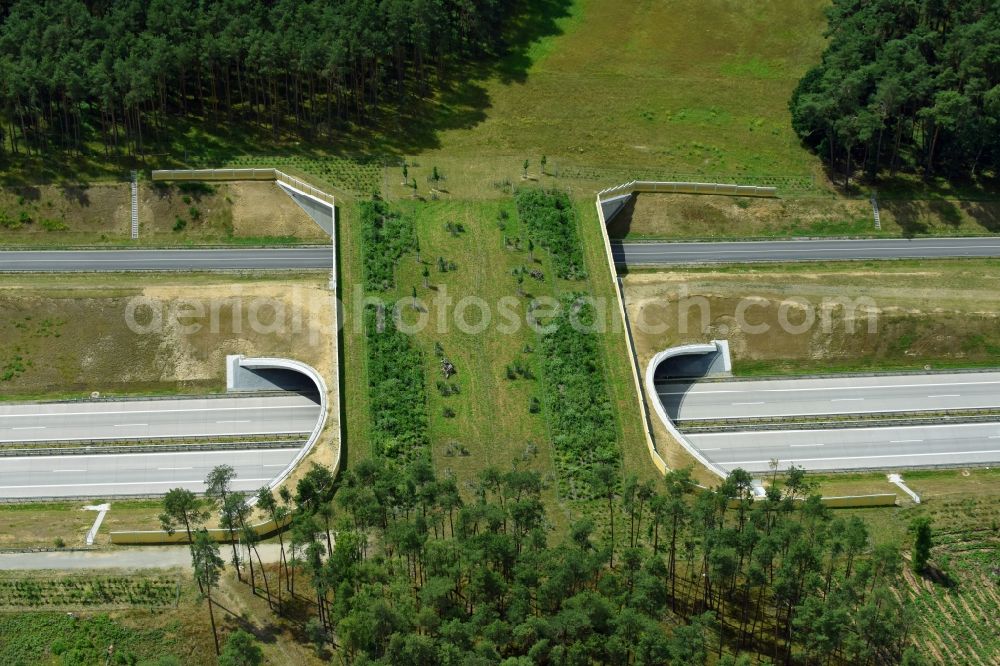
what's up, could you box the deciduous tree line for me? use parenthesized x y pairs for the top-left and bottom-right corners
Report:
(790, 0), (1000, 184)
(0, 0), (512, 158)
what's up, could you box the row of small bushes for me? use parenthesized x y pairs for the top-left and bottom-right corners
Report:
(514, 188), (587, 280)
(537, 293), (619, 498)
(0, 210), (67, 231)
(0, 575), (174, 607)
(360, 196), (416, 290)
(364, 304), (428, 461)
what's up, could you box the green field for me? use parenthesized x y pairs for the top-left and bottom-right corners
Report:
(335, 192), (653, 533)
(0, 0), (830, 195)
(405, 0), (827, 182)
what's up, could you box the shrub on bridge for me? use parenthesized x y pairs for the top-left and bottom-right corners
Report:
(364, 305), (428, 461)
(360, 197), (416, 291)
(515, 188), (587, 280)
(537, 293), (619, 498)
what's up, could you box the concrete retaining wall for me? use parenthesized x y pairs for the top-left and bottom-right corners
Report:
(152, 168), (336, 206)
(232, 356), (334, 502)
(153, 168), (277, 182)
(812, 494), (897, 508)
(593, 196), (669, 474)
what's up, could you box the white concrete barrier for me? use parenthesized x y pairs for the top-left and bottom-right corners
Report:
(645, 342), (731, 479)
(234, 356), (334, 503)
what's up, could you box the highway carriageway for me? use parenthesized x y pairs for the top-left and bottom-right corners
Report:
(0, 247), (332, 271)
(612, 237), (1000, 266)
(0, 447), (301, 499)
(657, 372), (1000, 422)
(0, 394), (320, 443)
(687, 422), (1000, 473)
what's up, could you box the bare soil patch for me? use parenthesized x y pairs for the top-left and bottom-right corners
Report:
(623, 261), (1000, 377)
(0, 275), (333, 398)
(610, 192), (1000, 240)
(0, 180), (326, 246)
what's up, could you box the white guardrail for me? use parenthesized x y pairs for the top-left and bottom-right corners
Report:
(597, 180), (778, 200)
(151, 168), (336, 206)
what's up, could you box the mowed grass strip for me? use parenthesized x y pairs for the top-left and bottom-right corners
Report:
(377, 198), (565, 516)
(419, 0), (828, 179)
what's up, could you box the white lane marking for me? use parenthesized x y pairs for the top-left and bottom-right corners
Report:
(0, 431), (310, 444)
(790, 444), (824, 448)
(0, 448), (300, 462)
(928, 394), (960, 398)
(718, 449), (1000, 465)
(52, 469), (86, 473)
(216, 420), (251, 424)
(114, 423), (148, 427)
(831, 398), (864, 402)
(699, 448), (722, 451)
(619, 242), (1000, 256)
(262, 464), (287, 467)
(0, 477), (274, 490)
(158, 467), (193, 471)
(989, 436), (1000, 439)
(11, 426), (45, 430)
(675, 403), (1000, 420)
(0, 404), (319, 419)
(732, 401), (764, 406)
(690, 421), (1000, 437)
(657, 378), (1000, 395)
(890, 439), (923, 443)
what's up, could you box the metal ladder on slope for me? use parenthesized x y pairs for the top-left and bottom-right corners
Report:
(870, 190), (881, 230)
(130, 170), (139, 239)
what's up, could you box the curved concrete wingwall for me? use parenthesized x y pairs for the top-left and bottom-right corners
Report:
(593, 185), (896, 507)
(645, 342), (731, 479)
(111, 355), (336, 545)
(236, 357), (332, 499)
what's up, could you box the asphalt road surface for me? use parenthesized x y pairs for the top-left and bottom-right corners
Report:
(688, 422), (1000, 473)
(4, 237), (1000, 271)
(0, 447), (300, 499)
(0, 544), (285, 569)
(613, 237), (1000, 266)
(0, 247), (332, 271)
(658, 372), (1000, 421)
(0, 394), (320, 443)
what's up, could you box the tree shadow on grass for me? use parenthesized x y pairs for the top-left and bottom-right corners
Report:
(881, 200), (928, 237)
(1, 0), (574, 184)
(494, 0), (576, 84)
(883, 198), (971, 237)
(959, 200), (1000, 232)
(57, 182), (90, 206)
(921, 564), (957, 589)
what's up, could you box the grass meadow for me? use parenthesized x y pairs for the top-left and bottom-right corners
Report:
(336, 193), (655, 535)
